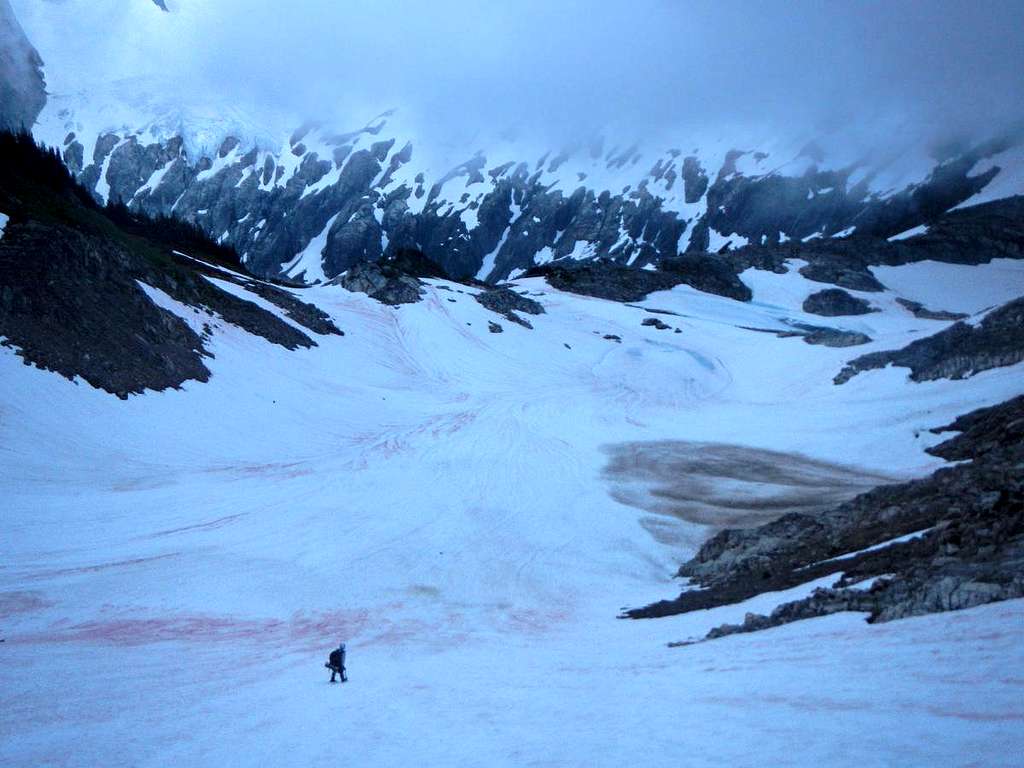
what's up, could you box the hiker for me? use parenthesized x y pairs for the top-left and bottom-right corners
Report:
(327, 642), (347, 683)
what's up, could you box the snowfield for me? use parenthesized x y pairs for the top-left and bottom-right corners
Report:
(2, 263), (1024, 766)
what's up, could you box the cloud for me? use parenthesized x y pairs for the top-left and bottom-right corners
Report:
(16, 0), (1024, 150)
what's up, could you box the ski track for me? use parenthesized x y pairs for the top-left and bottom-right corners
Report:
(2, 266), (1024, 766)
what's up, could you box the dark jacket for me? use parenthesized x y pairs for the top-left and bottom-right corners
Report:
(328, 649), (345, 669)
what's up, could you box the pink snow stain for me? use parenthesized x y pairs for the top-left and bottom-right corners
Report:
(204, 461), (313, 480)
(26, 553), (181, 580)
(0, 591), (54, 617)
(10, 608), (372, 649)
(369, 619), (438, 647)
(500, 606), (574, 635)
(926, 706), (1024, 723)
(148, 513), (247, 538)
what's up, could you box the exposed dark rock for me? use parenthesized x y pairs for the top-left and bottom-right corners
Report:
(641, 317), (671, 330)
(895, 297), (968, 321)
(681, 156), (708, 204)
(530, 250), (752, 306)
(703, 134), (1020, 249)
(750, 321), (871, 347)
(473, 286), (544, 328)
(628, 306), (681, 316)
(529, 261), (680, 302)
(337, 262), (423, 305)
(798, 260), (887, 292)
(927, 394), (1024, 462)
(700, 524), (1024, 639)
(379, 247), (449, 279)
(800, 328), (872, 347)
(0, 132), (322, 398)
(0, 221), (212, 398)
(835, 296), (1024, 384)
(487, 321), (503, 333)
(603, 334), (622, 342)
(629, 396), (1024, 637)
(802, 288), (875, 316)
(729, 196), (1024, 297)
(176, 256), (343, 337)
(660, 253), (752, 301)
(0, 218), (318, 398)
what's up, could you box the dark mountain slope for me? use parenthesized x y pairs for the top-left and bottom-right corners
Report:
(0, 132), (340, 398)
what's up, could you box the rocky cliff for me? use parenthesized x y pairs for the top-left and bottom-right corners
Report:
(40, 111), (1023, 287)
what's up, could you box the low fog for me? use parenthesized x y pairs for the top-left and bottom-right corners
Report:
(15, 0), (1024, 151)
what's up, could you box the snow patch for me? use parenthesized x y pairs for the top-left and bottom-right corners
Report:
(282, 213), (340, 284)
(888, 224), (928, 242)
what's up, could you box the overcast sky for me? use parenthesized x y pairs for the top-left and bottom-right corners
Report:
(18, 0), (1024, 150)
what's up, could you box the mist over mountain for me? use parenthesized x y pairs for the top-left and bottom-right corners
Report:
(15, 0), (1024, 151)
(0, 0), (44, 130)
(8, 0), (1024, 286)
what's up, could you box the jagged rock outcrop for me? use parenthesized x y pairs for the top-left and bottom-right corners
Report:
(474, 286), (544, 328)
(798, 260), (887, 292)
(42, 105), (1023, 288)
(895, 297), (967, 321)
(641, 317), (672, 330)
(799, 327), (872, 347)
(337, 261), (423, 305)
(660, 253), (752, 301)
(834, 296), (1024, 384)
(527, 261), (681, 302)
(631, 396), (1024, 636)
(378, 247), (449, 279)
(741, 322), (871, 348)
(226, 274), (342, 336)
(529, 253), (754, 304)
(702, 134), (1019, 248)
(728, 195), (1024, 294)
(802, 288), (875, 316)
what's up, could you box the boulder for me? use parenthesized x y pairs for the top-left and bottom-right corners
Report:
(338, 262), (423, 305)
(802, 288), (875, 316)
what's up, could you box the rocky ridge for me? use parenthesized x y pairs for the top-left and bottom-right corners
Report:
(473, 287), (545, 328)
(623, 395), (1024, 640)
(37, 107), (1023, 288)
(834, 296), (1024, 384)
(0, 132), (341, 398)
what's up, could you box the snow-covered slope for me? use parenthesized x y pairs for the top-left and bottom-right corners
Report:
(3, 256), (1024, 766)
